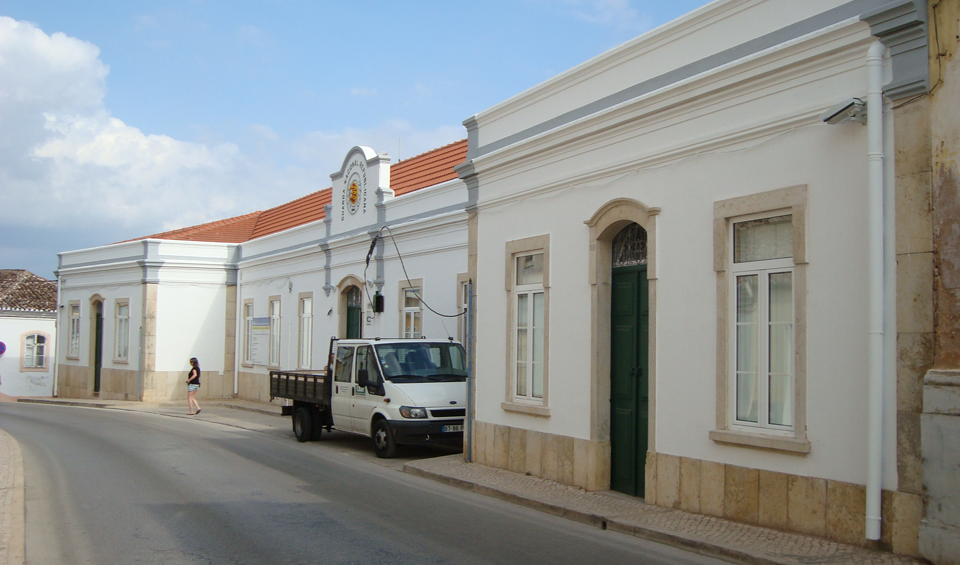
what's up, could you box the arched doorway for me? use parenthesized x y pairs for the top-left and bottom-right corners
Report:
(609, 223), (649, 497)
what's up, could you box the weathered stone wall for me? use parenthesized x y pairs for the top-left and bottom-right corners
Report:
(98, 368), (140, 401)
(237, 370), (270, 403)
(921, 2), (960, 562)
(646, 452), (922, 556)
(471, 421), (610, 492)
(57, 364), (91, 398)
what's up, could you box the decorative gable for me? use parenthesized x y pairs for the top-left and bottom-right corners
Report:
(329, 146), (393, 235)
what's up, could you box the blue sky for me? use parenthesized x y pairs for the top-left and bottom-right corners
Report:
(0, 1), (709, 278)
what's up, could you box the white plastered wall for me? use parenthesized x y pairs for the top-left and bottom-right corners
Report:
(471, 18), (897, 489)
(0, 315), (56, 396)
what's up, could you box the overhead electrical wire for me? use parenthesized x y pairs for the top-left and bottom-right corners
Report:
(363, 224), (465, 320)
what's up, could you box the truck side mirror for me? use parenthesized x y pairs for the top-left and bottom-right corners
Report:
(357, 369), (384, 395)
(357, 369), (371, 388)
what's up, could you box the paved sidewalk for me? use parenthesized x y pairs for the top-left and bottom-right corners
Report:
(404, 455), (927, 565)
(0, 427), (24, 565)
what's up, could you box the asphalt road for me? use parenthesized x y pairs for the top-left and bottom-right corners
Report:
(0, 403), (727, 565)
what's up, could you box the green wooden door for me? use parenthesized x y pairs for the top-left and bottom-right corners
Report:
(346, 286), (362, 339)
(346, 306), (361, 339)
(94, 304), (103, 394)
(610, 265), (649, 497)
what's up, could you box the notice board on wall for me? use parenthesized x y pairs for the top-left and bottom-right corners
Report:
(250, 317), (270, 365)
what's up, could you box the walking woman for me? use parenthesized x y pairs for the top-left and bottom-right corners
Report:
(186, 357), (201, 415)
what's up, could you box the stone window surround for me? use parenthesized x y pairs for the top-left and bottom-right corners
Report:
(398, 278), (424, 339)
(503, 235), (550, 417)
(67, 300), (81, 360)
(20, 331), (51, 371)
(585, 198), (659, 451)
(711, 185), (811, 454)
(113, 298), (130, 364)
(241, 298), (254, 368)
(298, 291), (314, 370)
(456, 272), (470, 344)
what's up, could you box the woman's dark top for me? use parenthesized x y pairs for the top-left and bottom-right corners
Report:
(189, 368), (201, 386)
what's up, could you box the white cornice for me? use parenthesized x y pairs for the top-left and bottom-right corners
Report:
(469, 17), (871, 182)
(475, 110), (825, 214)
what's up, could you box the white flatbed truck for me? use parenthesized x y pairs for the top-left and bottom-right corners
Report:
(270, 337), (467, 458)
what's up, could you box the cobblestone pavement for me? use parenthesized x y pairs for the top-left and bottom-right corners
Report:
(404, 455), (928, 565)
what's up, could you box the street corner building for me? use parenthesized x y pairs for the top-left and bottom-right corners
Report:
(54, 140), (470, 405)
(456, 0), (956, 562)
(0, 269), (57, 397)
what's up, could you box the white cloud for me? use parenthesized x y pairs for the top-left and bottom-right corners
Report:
(249, 123), (279, 141)
(0, 15), (463, 274)
(236, 24), (268, 48)
(292, 120), (464, 170)
(350, 87), (377, 98)
(536, 0), (652, 33)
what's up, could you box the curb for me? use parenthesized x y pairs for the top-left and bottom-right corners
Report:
(209, 402), (283, 417)
(404, 463), (794, 565)
(0, 427), (25, 565)
(16, 398), (115, 409)
(17, 398), (283, 418)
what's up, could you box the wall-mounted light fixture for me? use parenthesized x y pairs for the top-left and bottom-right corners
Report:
(820, 98), (866, 125)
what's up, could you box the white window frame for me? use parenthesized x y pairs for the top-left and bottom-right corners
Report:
(711, 186), (810, 454)
(114, 299), (130, 362)
(298, 293), (313, 369)
(502, 235), (550, 416)
(243, 300), (255, 365)
(728, 213), (795, 435)
(21, 332), (50, 371)
(68, 302), (81, 359)
(398, 279), (423, 339)
(269, 296), (281, 368)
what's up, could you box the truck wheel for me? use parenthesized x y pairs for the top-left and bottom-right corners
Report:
(309, 407), (323, 441)
(293, 407), (312, 443)
(372, 420), (397, 458)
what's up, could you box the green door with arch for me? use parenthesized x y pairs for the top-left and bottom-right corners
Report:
(610, 223), (649, 498)
(346, 286), (362, 339)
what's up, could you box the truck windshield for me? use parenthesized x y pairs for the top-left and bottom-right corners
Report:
(374, 342), (467, 383)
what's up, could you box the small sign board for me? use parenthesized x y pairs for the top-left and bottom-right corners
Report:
(249, 317), (270, 365)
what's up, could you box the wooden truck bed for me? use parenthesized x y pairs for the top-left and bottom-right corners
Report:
(269, 370), (331, 406)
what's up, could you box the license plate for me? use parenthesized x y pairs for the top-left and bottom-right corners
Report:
(442, 425), (464, 433)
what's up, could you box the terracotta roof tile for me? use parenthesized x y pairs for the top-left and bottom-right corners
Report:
(391, 139), (467, 196)
(124, 211), (262, 244)
(119, 139), (467, 246)
(249, 188), (332, 240)
(0, 270), (57, 312)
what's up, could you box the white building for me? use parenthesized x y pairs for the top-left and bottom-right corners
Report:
(54, 141), (470, 404)
(0, 270), (57, 397)
(457, 0), (929, 556)
(235, 142), (471, 402)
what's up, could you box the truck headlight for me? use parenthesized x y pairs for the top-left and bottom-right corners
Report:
(399, 406), (428, 419)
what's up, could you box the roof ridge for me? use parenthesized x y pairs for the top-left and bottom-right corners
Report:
(120, 210), (263, 243)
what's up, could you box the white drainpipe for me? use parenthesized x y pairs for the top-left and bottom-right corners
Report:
(865, 39), (886, 542)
